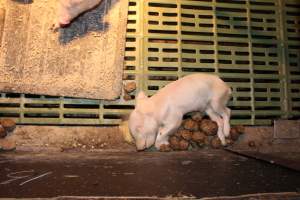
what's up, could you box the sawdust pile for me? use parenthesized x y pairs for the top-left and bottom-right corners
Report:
(9, 125), (135, 152)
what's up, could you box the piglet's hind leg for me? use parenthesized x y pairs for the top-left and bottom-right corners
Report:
(206, 107), (226, 145)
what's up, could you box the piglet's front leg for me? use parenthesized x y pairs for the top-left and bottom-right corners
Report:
(154, 114), (182, 150)
(155, 130), (170, 150)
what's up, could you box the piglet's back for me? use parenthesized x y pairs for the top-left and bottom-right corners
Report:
(154, 73), (227, 97)
(150, 73), (228, 109)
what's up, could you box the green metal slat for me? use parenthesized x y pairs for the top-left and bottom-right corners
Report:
(231, 110), (252, 115)
(0, 108), (20, 113)
(18, 118), (62, 124)
(0, 99), (21, 103)
(181, 10), (213, 17)
(229, 102), (252, 107)
(181, 0), (213, 7)
(181, 18), (213, 24)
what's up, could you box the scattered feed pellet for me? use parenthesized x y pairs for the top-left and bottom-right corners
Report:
(183, 118), (199, 131)
(200, 119), (218, 136)
(229, 127), (240, 141)
(0, 125), (6, 138)
(123, 82), (136, 101)
(0, 119), (16, 133)
(169, 136), (181, 150)
(210, 137), (222, 149)
(248, 141), (256, 148)
(123, 93), (132, 101)
(124, 82), (137, 93)
(178, 139), (189, 150)
(159, 144), (172, 152)
(191, 131), (207, 145)
(178, 129), (193, 141)
(190, 112), (203, 122)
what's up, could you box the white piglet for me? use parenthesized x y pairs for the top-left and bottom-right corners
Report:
(129, 73), (232, 151)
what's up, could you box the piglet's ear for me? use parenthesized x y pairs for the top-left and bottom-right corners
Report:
(136, 91), (147, 101)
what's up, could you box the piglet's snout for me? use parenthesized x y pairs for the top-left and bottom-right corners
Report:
(136, 140), (147, 151)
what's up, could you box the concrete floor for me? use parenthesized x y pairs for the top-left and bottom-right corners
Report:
(0, 150), (300, 199)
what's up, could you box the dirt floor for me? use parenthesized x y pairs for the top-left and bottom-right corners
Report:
(0, 151), (300, 199)
(1, 124), (300, 199)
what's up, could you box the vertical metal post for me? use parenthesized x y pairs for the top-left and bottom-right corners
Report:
(278, 0), (290, 119)
(246, 0), (255, 125)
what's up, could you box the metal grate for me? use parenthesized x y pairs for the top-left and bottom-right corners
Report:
(0, 0), (299, 125)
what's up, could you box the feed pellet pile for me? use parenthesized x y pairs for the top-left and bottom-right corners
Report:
(159, 113), (245, 152)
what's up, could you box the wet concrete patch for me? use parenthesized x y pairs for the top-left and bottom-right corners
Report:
(0, 150), (300, 198)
